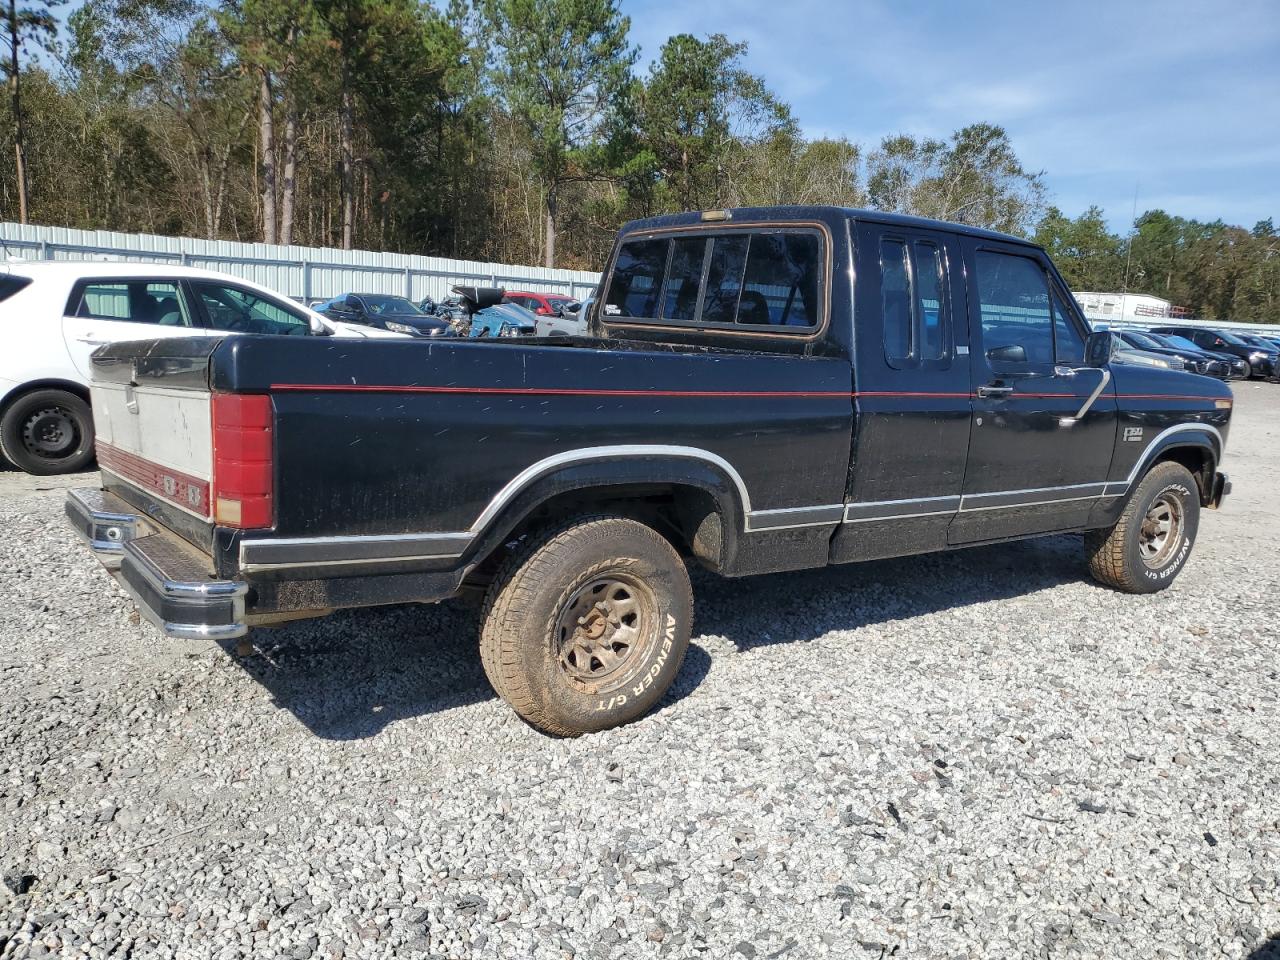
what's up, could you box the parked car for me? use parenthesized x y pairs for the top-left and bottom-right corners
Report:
(66, 205), (1232, 735)
(536, 295), (595, 337)
(1151, 326), (1278, 379)
(503, 290), (576, 318)
(0, 261), (404, 476)
(316, 293), (454, 338)
(468, 302), (538, 338)
(1114, 330), (1229, 379)
(1145, 333), (1248, 379)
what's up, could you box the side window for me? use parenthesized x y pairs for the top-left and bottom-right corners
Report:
(973, 251), (1053, 366)
(1052, 291), (1085, 364)
(880, 237), (948, 366)
(661, 237), (707, 321)
(71, 280), (192, 326)
(191, 282), (310, 335)
(603, 238), (668, 319)
(880, 239), (912, 361)
(913, 242), (946, 361)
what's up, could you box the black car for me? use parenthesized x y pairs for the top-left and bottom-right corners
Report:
(1151, 326), (1277, 379)
(317, 293), (453, 337)
(69, 205), (1233, 736)
(1115, 331), (1229, 379)
(1146, 333), (1248, 380)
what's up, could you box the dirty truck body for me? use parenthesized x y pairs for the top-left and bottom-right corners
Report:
(68, 206), (1232, 735)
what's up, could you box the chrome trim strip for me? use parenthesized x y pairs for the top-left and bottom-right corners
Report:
(745, 504), (844, 531)
(959, 482), (1107, 511)
(844, 508), (955, 523)
(844, 495), (961, 522)
(241, 444), (756, 569)
(1123, 423), (1225, 485)
(236, 426), (1228, 570)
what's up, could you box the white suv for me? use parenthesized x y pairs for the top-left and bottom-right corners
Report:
(0, 261), (405, 475)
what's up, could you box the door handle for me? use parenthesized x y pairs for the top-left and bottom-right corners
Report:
(76, 337), (106, 346)
(976, 384), (1013, 399)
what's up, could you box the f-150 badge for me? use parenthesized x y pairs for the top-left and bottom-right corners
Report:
(1123, 426), (1144, 442)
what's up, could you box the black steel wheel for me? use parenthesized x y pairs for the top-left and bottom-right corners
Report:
(0, 389), (95, 476)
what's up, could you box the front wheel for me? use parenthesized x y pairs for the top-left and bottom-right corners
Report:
(479, 515), (693, 736)
(0, 389), (95, 475)
(1085, 461), (1200, 593)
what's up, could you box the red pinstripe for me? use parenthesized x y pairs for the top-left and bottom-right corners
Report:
(268, 383), (1220, 403)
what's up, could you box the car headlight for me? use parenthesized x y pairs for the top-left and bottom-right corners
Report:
(1148, 356), (1172, 368)
(1249, 350), (1266, 360)
(384, 321), (418, 334)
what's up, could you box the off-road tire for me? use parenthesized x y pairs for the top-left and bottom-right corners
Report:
(1086, 461), (1200, 593)
(0, 389), (95, 475)
(479, 515), (693, 736)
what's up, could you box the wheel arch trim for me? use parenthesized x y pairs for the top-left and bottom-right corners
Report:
(1123, 423), (1224, 488)
(239, 444), (758, 571)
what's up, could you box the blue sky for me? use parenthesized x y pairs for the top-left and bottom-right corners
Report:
(624, 0), (1280, 232)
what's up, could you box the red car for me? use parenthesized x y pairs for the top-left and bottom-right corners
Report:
(503, 291), (575, 317)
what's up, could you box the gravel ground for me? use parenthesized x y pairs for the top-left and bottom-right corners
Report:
(1, 386), (1278, 960)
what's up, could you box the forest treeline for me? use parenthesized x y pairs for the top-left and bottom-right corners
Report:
(5, 0), (1278, 320)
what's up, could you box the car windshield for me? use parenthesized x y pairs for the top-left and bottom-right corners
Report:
(1212, 330), (1248, 346)
(361, 295), (423, 316)
(1125, 331), (1164, 350)
(1157, 334), (1201, 351)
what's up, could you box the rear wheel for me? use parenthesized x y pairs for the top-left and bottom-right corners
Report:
(0, 389), (95, 475)
(479, 515), (693, 736)
(1085, 461), (1200, 593)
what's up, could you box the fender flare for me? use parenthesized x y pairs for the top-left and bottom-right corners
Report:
(1124, 423), (1224, 488)
(462, 446), (749, 571)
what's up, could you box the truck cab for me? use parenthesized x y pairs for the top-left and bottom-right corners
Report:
(67, 206), (1232, 735)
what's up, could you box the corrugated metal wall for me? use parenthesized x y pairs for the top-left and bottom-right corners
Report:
(0, 223), (603, 303)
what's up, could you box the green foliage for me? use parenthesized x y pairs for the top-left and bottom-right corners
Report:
(1, 3), (1272, 317)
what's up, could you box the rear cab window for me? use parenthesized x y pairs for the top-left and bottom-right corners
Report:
(602, 225), (826, 334)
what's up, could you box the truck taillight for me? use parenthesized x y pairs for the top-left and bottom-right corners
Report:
(212, 393), (273, 529)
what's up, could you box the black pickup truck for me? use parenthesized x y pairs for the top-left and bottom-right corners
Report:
(67, 206), (1232, 735)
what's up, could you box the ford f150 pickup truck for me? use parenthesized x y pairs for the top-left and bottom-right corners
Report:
(66, 206), (1232, 736)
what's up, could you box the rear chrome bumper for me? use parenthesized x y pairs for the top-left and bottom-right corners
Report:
(67, 487), (248, 640)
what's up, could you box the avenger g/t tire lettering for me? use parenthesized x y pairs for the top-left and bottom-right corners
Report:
(1086, 460), (1200, 594)
(479, 515), (693, 736)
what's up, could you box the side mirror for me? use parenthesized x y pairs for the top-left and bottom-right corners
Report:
(987, 343), (1027, 363)
(309, 315), (334, 337)
(1084, 330), (1118, 367)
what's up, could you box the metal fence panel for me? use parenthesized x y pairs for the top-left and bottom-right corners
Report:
(0, 222), (603, 304)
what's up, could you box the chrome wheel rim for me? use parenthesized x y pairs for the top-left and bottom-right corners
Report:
(1139, 492), (1184, 569)
(555, 575), (657, 693)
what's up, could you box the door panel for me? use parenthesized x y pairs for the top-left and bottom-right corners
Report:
(949, 241), (1118, 544)
(831, 222), (972, 563)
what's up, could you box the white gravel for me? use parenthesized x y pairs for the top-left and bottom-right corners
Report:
(1, 387), (1278, 960)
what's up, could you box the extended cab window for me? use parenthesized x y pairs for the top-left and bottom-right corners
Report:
(603, 228), (823, 331)
(974, 252), (1052, 366)
(69, 280), (193, 326)
(881, 237), (948, 367)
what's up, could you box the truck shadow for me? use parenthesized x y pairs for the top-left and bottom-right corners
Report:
(222, 534), (1084, 741)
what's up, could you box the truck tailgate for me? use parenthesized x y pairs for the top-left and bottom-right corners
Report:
(88, 338), (223, 541)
